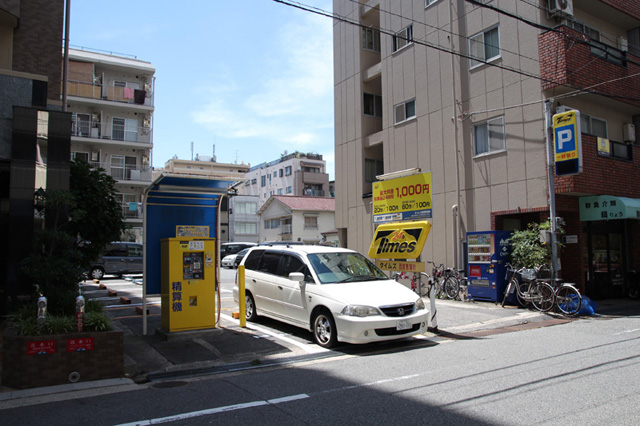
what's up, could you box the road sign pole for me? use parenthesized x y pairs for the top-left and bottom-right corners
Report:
(545, 100), (558, 280)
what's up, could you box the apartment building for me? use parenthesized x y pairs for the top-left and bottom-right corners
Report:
(243, 151), (330, 207)
(65, 48), (155, 242)
(1, 0), (70, 300)
(333, 0), (640, 299)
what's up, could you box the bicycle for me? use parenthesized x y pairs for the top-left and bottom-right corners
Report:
(426, 262), (460, 300)
(502, 263), (582, 315)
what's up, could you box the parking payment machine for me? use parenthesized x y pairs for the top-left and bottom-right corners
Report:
(161, 237), (216, 332)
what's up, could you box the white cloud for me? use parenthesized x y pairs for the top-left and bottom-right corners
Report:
(192, 6), (334, 146)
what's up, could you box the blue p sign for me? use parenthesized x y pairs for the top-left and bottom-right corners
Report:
(553, 110), (582, 176)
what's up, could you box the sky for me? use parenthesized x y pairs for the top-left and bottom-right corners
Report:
(70, 0), (335, 179)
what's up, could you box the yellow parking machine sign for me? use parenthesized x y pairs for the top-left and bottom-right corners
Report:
(368, 220), (431, 260)
(553, 110), (582, 176)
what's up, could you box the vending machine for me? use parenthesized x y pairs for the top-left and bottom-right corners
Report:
(466, 231), (511, 302)
(161, 237), (216, 332)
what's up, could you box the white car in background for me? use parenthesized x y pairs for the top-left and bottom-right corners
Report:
(221, 253), (239, 268)
(233, 245), (428, 348)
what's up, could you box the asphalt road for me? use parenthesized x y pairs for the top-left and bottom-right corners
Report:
(1, 304), (638, 425)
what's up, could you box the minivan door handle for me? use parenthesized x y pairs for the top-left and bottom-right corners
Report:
(278, 286), (283, 290)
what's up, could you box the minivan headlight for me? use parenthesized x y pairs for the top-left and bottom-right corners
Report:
(341, 305), (381, 317)
(415, 298), (426, 310)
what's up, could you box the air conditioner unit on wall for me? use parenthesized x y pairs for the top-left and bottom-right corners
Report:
(623, 123), (636, 143)
(548, 0), (574, 18)
(555, 105), (572, 114)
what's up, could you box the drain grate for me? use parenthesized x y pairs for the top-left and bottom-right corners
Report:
(151, 380), (189, 389)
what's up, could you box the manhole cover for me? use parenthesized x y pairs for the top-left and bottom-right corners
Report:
(151, 380), (189, 389)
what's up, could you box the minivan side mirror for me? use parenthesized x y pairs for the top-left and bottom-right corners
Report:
(289, 272), (305, 284)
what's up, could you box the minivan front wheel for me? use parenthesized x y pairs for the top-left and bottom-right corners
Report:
(90, 267), (105, 280)
(313, 309), (337, 348)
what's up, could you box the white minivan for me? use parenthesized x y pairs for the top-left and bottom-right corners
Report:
(233, 245), (428, 348)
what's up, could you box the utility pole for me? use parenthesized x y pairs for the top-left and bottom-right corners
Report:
(544, 100), (558, 280)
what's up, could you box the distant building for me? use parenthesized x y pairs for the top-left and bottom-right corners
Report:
(229, 195), (259, 243)
(257, 196), (335, 244)
(154, 156), (250, 242)
(243, 151), (330, 208)
(66, 47), (156, 243)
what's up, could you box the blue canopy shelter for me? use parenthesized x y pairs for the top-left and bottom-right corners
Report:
(142, 173), (243, 335)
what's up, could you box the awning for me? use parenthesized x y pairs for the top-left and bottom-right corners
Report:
(579, 195), (640, 221)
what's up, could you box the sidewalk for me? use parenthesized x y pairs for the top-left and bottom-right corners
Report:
(2, 296), (638, 405)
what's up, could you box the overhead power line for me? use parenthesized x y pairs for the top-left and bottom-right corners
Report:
(273, 0), (640, 103)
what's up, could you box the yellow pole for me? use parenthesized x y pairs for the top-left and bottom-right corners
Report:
(239, 265), (246, 328)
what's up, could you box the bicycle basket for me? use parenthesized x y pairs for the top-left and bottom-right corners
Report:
(518, 269), (537, 282)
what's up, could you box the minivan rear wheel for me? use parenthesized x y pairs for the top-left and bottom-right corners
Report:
(245, 292), (257, 322)
(90, 267), (105, 280)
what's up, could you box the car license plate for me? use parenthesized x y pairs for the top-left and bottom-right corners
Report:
(396, 319), (412, 331)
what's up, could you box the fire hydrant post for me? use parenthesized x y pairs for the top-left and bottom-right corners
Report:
(239, 265), (246, 328)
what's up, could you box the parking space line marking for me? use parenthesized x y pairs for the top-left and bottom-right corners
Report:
(220, 313), (329, 354)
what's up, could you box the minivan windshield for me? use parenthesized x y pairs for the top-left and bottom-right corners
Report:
(307, 252), (389, 284)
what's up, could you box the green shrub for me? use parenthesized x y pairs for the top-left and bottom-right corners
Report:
(43, 315), (76, 335)
(84, 311), (113, 332)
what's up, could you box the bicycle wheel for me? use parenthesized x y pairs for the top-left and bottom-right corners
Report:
(501, 279), (514, 307)
(516, 281), (532, 307)
(555, 285), (582, 315)
(530, 281), (555, 312)
(444, 276), (460, 300)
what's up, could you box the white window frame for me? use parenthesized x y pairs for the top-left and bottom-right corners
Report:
(235, 222), (257, 235)
(112, 117), (138, 142)
(393, 25), (413, 52)
(285, 166), (292, 176)
(581, 113), (608, 138)
(469, 25), (501, 69)
(304, 216), (318, 230)
(394, 99), (416, 125)
(473, 116), (505, 157)
(71, 151), (89, 162)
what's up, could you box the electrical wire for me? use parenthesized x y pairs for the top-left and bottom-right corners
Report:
(274, 0), (640, 103)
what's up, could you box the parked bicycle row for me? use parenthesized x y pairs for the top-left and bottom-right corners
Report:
(392, 261), (584, 316)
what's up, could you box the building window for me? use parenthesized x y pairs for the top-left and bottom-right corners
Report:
(425, 0), (438, 7)
(362, 27), (381, 52)
(285, 166), (292, 176)
(286, 186), (292, 194)
(393, 25), (413, 52)
(112, 117), (138, 142)
(581, 114), (608, 138)
(264, 218), (280, 229)
(71, 151), (89, 162)
(235, 222), (257, 235)
(566, 19), (600, 41)
(72, 113), (90, 137)
(279, 168), (283, 177)
(364, 93), (383, 117)
(469, 26), (500, 69)
(394, 99), (416, 124)
(235, 201), (257, 215)
(365, 159), (384, 183)
(278, 188), (283, 195)
(304, 216), (318, 230)
(473, 116), (505, 156)
(261, 175), (266, 187)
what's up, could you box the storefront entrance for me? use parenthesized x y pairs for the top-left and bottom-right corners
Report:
(585, 221), (625, 299)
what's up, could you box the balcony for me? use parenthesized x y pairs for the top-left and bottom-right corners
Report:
(539, 26), (640, 107)
(66, 80), (154, 108)
(121, 204), (143, 220)
(555, 134), (638, 197)
(71, 118), (152, 146)
(88, 162), (152, 183)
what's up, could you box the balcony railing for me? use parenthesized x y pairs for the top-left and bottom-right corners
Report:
(87, 162), (152, 182)
(71, 118), (152, 144)
(66, 80), (154, 107)
(539, 26), (640, 107)
(303, 189), (325, 197)
(121, 204), (143, 220)
(279, 224), (292, 235)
